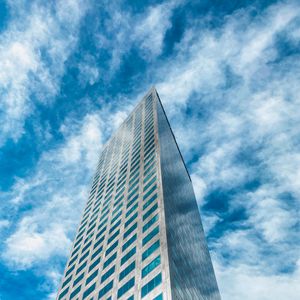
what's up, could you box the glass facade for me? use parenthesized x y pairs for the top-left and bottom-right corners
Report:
(56, 88), (220, 300)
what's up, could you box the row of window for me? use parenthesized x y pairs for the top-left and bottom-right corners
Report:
(70, 154), (157, 265)
(60, 214), (160, 299)
(59, 97), (157, 298)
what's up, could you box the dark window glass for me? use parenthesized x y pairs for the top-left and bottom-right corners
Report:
(142, 256), (161, 278)
(101, 265), (116, 283)
(142, 240), (160, 261)
(83, 282), (96, 299)
(143, 214), (158, 233)
(86, 269), (98, 285)
(143, 203), (158, 221)
(122, 234), (137, 252)
(98, 280), (113, 299)
(143, 226), (159, 246)
(89, 257), (101, 272)
(123, 222), (137, 239)
(73, 273), (84, 287)
(117, 277), (135, 298)
(121, 247), (136, 265)
(103, 252), (117, 269)
(119, 261), (136, 281)
(141, 273), (162, 298)
(143, 193), (157, 211)
(70, 285), (81, 299)
(125, 212), (138, 228)
(76, 260), (87, 275)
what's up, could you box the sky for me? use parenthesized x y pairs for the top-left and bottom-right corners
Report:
(0, 0), (300, 299)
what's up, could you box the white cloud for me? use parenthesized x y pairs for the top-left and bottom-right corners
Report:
(0, 0), (86, 145)
(94, 0), (181, 76)
(215, 259), (300, 300)
(1, 110), (104, 269)
(1, 103), (134, 272)
(1, 0), (300, 299)
(134, 1), (178, 57)
(0, 219), (10, 230)
(3, 212), (72, 268)
(146, 2), (300, 299)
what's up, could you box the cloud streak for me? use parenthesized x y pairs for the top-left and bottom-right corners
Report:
(0, 0), (86, 144)
(1, 0), (299, 299)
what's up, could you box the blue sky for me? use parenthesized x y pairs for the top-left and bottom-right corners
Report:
(0, 0), (300, 299)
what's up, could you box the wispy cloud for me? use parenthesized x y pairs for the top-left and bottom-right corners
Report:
(0, 0), (86, 145)
(150, 2), (300, 298)
(1, 0), (299, 299)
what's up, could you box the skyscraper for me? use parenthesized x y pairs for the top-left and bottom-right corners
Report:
(56, 88), (221, 300)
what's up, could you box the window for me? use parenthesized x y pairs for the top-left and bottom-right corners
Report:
(144, 143), (155, 158)
(101, 265), (115, 283)
(68, 254), (78, 267)
(93, 236), (104, 250)
(89, 257), (101, 272)
(83, 282), (96, 299)
(143, 185), (157, 201)
(98, 217), (108, 231)
(143, 226), (159, 246)
(115, 186), (125, 200)
(96, 226), (107, 240)
(121, 247), (136, 265)
(70, 285), (81, 299)
(142, 240), (160, 261)
(79, 251), (90, 264)
(103, 252), (117, 269)
(82, 240), (92, 254)
(127, 194), (139, 209)
(153, 293), (163, 300)
(109, 220), (121, 234)
(130, 160), (140, 172)
(84, 232), (94, 244)
(98, 280), (113, 299)
(125, 212), (138, 228)
(122, 234), (137, 252)
(127, 187), (139, 202)
(142, 256), (161, 278)
(144, 162), (155, 177)
(108, 229), (120, 244)
(143, 214), (158, 233)
(71, 245), (80, 258)
(58, 287), (69, 300)
(117, 277), (135, 298)
(143, 193), (157, 211)
(73, 273), (84, 287)
(112, 204), (123, 216)
(143, 203), (158, 221)
(123, 222), (137, 239)
(111, 210), (122, 225)
(119, 261), (136, 281)
(143, 169), (156, 184)
(61, 275), (72, 289)
(91, 246), (103, 260)
(86, 269), (98, 285)
(126, 203), (138, 218)
(143, 176), (156, 192)
(76, 260), (87, 275)
(129, 171), (139, 185)
(141, 273), (162, 298)
(66, 264), (75, 277)
(128, 180), (139, 195)
(106, 241), (118, 256)
(144, 155), (155, 170)
(114, 195), (124, 207)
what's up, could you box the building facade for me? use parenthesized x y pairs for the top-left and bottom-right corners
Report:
(56, 88), (221, 300)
